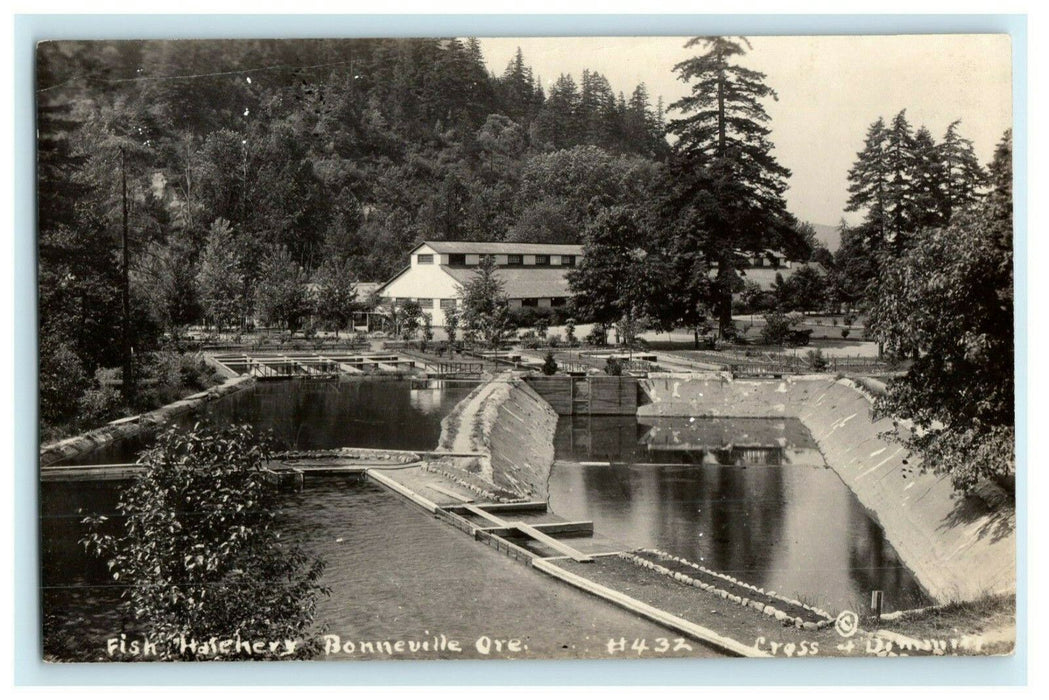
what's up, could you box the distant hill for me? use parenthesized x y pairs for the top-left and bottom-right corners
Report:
(810, 223), (841, 252)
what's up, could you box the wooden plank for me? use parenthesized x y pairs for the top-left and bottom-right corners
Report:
(474, 501), (548, 513)
(365, 469), (439, 513)
(40, 465), (144, 481)
(426, 483), (474, 503)
(531, 558), (768, 658)
(461, 503), (510, 527)
(510, 521), (593, 562)
(479, 520), (594, 537)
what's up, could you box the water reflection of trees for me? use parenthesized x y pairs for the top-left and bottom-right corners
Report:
(196, 380), (471, 451)
(578, 463), (785, 592)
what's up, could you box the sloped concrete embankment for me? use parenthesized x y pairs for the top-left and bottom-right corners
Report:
(39, 375), (256, 467)
(638, 373), (1015, 603)
(435, 377), (559, 500)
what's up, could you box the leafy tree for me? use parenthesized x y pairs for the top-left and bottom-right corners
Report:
(512, 145), (659, 244)
(38, 335), (90, 428)
(759, 311), (801, 346)
(83, 423), (328, 659)
(456, 254), (513, 348)
(254, 245), (312, 332)
(195, 218), (244, 331)
(774, 264), (829, 313)
(659, 36), (798, 338)
(400, 299), (423, 340)
(568, 206), (668, 347)
(476, 114), (527, 173)
(312, 259), (359, 337)
(148, 239), (202, 337)
(445, 308), (460, 346)
(868, 130), (1013, 492)
(831, 220), (879, 310)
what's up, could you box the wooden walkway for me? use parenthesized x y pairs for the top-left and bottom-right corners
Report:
(208, 352), (419, 379)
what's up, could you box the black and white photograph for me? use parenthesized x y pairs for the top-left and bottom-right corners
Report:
(34, 32), (1017, 663)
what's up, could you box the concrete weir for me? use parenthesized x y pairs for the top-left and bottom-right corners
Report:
(637, 373), (1016, 603)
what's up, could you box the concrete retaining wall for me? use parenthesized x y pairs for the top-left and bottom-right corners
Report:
(437, 377), (559, 500)
(39, 375), (256, 467)
(638, 373), (1015, 603)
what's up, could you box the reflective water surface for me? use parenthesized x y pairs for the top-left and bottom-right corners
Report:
(62, 379), (475, 465)
(549, 416), (929, 613)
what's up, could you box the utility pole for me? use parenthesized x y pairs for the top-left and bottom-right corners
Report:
(120, 146), (135, 404)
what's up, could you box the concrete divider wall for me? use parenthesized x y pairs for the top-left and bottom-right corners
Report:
(437, 377), (559, 500)
(638, 373), (1015, 603)
(39, 375), (257, 467)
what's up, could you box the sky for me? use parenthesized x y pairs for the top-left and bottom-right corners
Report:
(478, 35), (1012, 228)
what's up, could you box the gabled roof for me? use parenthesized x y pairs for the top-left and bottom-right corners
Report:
(414, 240), (584, 256)
(440, 265), (573, 299)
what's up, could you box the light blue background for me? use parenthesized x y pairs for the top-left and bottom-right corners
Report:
(13, 13), (1028, 686)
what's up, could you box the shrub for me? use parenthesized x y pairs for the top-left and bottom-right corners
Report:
(82, 423), (329, 660)
(39, 337), (89, 427)
(841, 328), (851, 339)
(586, 325), (608, 347)
(605, 357), (623, 376)
(805, 348), (829, 371)
(541, 351), (559, 376)
(77, 368), (125, 425)
(759, 312), (795, 345)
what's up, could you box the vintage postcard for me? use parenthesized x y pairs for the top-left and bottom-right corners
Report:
(36, 34), (1015, 662)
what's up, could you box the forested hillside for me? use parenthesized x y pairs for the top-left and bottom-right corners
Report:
(36, 38), (669, 432)
(38, 38), (668, 284)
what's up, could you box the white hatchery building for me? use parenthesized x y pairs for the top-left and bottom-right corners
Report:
(376, 241), (584, 327)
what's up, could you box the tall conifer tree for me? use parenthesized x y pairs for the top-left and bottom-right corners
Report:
(659, 36), (796, 337)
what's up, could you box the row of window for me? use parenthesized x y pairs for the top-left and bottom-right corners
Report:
(389, 297), (568, 309)
(416, 253), (576, 267)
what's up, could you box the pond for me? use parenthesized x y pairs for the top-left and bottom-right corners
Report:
(548, 415), (929, 614)
(60, 378), (476, 465)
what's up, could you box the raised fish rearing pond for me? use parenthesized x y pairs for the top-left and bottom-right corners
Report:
(548, 415), (928, 614)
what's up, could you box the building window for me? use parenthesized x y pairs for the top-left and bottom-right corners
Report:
(535, 254), (550, 266)
(521, 298), (539, 308)
(448, 254), (466, 266)
(551, 297), (567, 307)
(439, 298), (457, 311)
(417, 254), (434, 264)
(506, 254), (523, 266)
(416, 298), (435, 309)
(563, 255), (576, 267)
